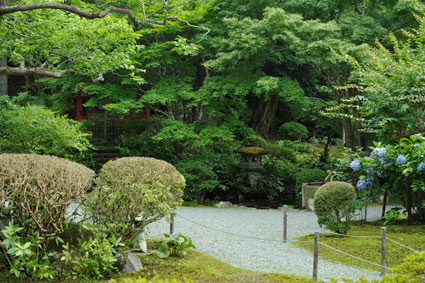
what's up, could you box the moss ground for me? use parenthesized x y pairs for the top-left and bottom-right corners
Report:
(128, 249), (318, 283)
(295, 221), (425, 272)
(1, 248), (317, 283)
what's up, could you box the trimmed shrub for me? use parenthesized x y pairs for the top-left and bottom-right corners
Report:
(0, 154), (95, 242)
(85, 157), (185, 242)
(279, 122), (308, 141)
(314, 181), (357, 234)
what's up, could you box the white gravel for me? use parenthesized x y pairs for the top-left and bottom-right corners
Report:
(146, 205), (394, 282)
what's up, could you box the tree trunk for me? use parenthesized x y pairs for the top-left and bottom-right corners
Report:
(250, 94), (279, 138)
(0, 56), (7, 95)
(342, 116), (354, 148)
(401, 179), (412, 224)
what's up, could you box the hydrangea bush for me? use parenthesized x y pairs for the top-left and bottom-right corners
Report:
(350, 134), (425, 223)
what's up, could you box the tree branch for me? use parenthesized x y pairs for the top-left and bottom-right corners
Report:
(0, 66), (72, 78)
(0, 3), (142, 30)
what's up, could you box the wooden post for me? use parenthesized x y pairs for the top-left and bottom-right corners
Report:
(313, 230), (319, 281)
(381, 227), (387, 276)
(170, 212), (176, 234)
(283, 205), (288, 243)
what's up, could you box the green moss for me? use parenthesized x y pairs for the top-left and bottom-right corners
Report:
(295, 221), (425, 272)
(236, 146), (266, 155)
(1, 246), (318, 283)
(128, 250), (318, 283)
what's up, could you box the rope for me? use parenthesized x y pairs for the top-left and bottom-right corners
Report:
(322, 230), (380, 239)
(173, 213), (405, 271)
(387, 238), (421, 253)
(176, 213), (314, 244)
(319, 242), (393, 270)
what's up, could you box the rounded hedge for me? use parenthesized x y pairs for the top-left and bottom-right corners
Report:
(86, 157), (185, 241)
(313, 181), (356, 234)
(0, 154), (95, 241)
(278, 122), (308, 141)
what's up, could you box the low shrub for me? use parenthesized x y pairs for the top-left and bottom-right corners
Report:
(257, 158), (297, 201)
(85, 157), (185, 242)
(0, 153), (95, 242)
(0, 153), (95, 279)
(176, 154), (219, 202)
(0, 103), (95, 167)
(278, 122), (308, 141)
(314, 181), (357, 234)
(61, 233), (124, 280)
(265, 142), (297, 163)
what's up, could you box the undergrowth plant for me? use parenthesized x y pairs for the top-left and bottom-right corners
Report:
(61, 233), (124, 280)
(156, 233), (195, 258)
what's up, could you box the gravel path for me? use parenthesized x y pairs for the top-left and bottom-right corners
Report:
(146, 205), (394, 282)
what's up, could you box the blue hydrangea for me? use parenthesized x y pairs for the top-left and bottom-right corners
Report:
(356, 180), (367, 190)
(350, 160), (361, 171)
(381, 158), (392, 168)
(413, 133), (422, 137)
(366, 176), (374, 185)
(377, 171), (387, 178)
(418, 163), (425, 172)
(366, 168), (374, 175)
(376, 147), (387, 157)
(414, 144), (421, 147)
(396, 155), (406, 165)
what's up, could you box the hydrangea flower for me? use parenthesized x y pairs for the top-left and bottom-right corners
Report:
(377, 171), (387, 178)
(396, 155), (406, 165)
(413, 133), (422, 137)
(366, 168), (374, 175)
(381, 158), (392, 168)
(418, 163), (425, 172)
(414, 144), (421, 147)
(350, 160), (361, 171)
(356, 180), (367, 190)
(366, 176), (374, 185)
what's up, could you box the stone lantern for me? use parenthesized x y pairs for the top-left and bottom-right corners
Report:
(235, 146), (267, 172)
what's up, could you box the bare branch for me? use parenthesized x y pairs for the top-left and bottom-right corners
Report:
(0, 66), (72, 78)
(172, 16), (210, 44)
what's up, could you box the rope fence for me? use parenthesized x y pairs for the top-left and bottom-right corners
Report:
(318, 242), (393, 271)
(167, 207), (422, 281)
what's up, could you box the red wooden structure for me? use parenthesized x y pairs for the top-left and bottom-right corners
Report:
(74, 94), (88, 121)
(129, 103), (149, 120)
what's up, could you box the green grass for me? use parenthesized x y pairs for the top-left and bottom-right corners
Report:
(295, 221), (425, 272)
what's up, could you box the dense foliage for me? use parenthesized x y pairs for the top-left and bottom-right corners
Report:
(0, 101), (94, 166)
(2, 0), (425, 212)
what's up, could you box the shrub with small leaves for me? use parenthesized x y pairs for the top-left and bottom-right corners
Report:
(278, 122), (308, 141)
(0, 154), (95, 242)
(314, 181), (357, 234)
(61, 233), (124, 280)
(85, 157), (185, 242)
